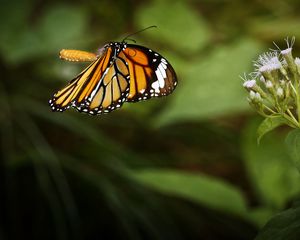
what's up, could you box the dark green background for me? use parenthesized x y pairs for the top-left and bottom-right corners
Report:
(1, 0), (300, 239)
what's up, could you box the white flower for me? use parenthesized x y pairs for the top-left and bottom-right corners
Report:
(281, 48), (292, 55)
(272, 37), (295, 56)
(281, 36), (295, 55)
(254, 52), (282, 73)
(243, 79), (256, 89)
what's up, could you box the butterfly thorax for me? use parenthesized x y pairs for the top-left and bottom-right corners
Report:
(97, 42), (127, 62)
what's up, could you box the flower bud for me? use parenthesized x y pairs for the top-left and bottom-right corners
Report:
(265, 80), (273, 88)
(276, 87), (284, 98)
(249, 90), (256, 100)
(259, 76), (265, 83)
(255, 92), (262, 102)
(295, 57), (300, 75)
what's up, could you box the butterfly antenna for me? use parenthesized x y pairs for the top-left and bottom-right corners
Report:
(125, 38), (136, 43)
(122, 25), (157, 42)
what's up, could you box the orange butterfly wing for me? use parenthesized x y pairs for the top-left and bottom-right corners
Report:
(49, 46), (130, 115)
(118, 44), (177, 102)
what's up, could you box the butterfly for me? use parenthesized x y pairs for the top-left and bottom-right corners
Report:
(49, 41), (177, 115)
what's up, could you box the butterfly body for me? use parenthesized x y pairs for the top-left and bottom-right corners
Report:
(59, 49), (98, 62)
(49, 42), (177, 115)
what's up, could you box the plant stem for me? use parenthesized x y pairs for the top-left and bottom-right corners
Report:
(296, 87), (300, 125)
(263, 105), (276, 114)
(283, 113), (300, 128)
(289, 82), (300, 125)
(287, 109), (299, 126)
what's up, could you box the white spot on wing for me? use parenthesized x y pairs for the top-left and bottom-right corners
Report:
(139, 89), (145, 94)
(155, 69), (164, 88)
(89, 67), (109, 100)
(158, 64), (166, 78)
(151, 81), (160, 93)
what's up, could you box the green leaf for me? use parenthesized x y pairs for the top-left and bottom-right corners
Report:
(257, 116), (288, 144)
(285, 129), (300, 173)
(135, 1), (210, 53)
(130, 169), (248, 217)
(255, 203), (300, 240)
(242, 119), (300, 209)
(156, 39), (264, 126)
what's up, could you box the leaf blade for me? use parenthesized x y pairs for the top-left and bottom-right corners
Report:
(285, 129), (300, 173)
(130, 169), (248, 217)
(257, 116), (288, 144)
(255, 204), (300, 240)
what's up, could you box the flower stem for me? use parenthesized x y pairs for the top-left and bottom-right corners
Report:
(282, 113), (299, 128)
(263, 105), (276, 115)
(296, 90), (300, 125)
(287, 109), (298, 126)
(291, 77), (300, 125)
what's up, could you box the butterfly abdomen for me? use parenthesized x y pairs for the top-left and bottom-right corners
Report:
(59, 49), (98, 62)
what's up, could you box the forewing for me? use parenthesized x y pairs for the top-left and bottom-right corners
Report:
(50, 44), (132, 115)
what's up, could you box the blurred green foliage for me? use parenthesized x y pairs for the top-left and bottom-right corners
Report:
(157, 39), (264, 125)
(1, 0), (300, 239)
(286, 129), (300, 173)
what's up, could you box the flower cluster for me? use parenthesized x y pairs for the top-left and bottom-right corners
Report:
(242, 38), (300, 128)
